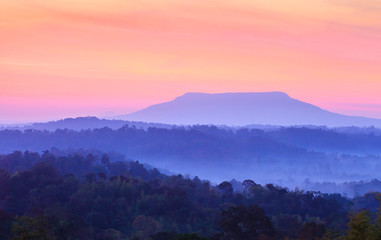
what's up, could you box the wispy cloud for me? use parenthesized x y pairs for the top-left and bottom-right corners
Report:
(0, 0), (380, 122)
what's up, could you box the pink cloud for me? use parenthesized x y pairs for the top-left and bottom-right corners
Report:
(0, 0), (380, 122)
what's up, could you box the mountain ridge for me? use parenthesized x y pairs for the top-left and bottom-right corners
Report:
(1, 117), (173, 131)
(116, 92), (381, 127)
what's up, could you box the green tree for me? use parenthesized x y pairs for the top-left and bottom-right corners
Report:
(322, 229), (342, 240)
(346, 211), (376, 240)
(11, 215), (56, 240)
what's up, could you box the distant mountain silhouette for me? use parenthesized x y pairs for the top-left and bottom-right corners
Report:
(116, 92), (381, 127)
(3, 117), (172, 131)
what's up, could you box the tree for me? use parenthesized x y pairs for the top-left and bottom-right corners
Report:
(172, 233), (208, 240)
(220, 204), (275, 239)
(0, 168), (10, 198)
(11, 215), (56, 240)
(85, 173), (97, 183)
(322, 230), (342, 240)
(346, 211), (375, 240)
(101, 154), (110, 168)
(150, 231), (176, 240)
(217, 181), (233, 195)
(242, 179), (256, 193)
(298, 222), (325, 240)
(133, 215), (160, 240)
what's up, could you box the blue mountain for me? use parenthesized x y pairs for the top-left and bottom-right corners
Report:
(117, 92), (381, 127)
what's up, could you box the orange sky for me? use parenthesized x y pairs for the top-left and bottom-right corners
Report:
(1, 0), (381, 123)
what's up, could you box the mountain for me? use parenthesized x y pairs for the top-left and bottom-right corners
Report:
(117, 92), (381, 127)
(2, 117), (173, 131)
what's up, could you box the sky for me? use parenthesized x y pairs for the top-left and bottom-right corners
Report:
(1, 0), (381, 123)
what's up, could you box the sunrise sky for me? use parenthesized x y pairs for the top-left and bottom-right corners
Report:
(1, 0), (380, 123)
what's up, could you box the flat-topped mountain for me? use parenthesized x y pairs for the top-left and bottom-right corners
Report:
(117, 92), (381, 127)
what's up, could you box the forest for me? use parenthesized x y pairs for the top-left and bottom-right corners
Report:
(1, 124), (381, 193)
(0, 150), (380, 240)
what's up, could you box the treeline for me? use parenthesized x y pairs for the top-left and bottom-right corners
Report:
(0, 150), (378, 240)
(6, 117), (173, 132)
(265, 127), (381, 155)
(3, 122), (381, 156)
(2, 125), (381, 187)
(302, 179), (381, 198)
